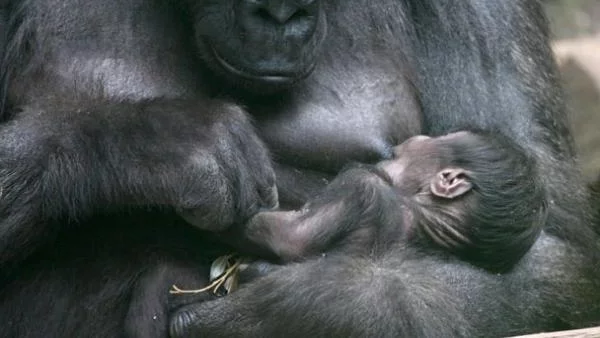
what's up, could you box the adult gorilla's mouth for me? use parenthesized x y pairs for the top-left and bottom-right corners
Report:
(211, 46), (314, 87)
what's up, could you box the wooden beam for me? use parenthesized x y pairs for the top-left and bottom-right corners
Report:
(509, 326), (600, 338)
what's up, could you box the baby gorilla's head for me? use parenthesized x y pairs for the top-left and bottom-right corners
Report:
(379, 131), (545, 271)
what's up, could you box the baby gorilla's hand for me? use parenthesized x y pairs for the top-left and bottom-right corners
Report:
(241, 165), (401, 262)
(238, 260), (282, 284)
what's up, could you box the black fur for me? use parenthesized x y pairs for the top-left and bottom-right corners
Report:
(419, 132), (546, 271)
(239, 132), (546, 272)
(0, 0), (598, 337)
(0, 0), (9, 110)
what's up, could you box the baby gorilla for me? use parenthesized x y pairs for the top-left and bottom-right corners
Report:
(243, 131), (546, 272)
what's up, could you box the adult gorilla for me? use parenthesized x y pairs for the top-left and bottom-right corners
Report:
(0, 0), (599, 337)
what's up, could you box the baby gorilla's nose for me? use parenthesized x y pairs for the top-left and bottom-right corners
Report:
(391, 135), (431, 158)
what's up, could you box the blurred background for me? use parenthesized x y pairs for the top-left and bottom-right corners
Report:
(544, 0), (600, 183)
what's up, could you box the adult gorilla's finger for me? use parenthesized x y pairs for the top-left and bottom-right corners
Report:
(170, 298), (249, 338)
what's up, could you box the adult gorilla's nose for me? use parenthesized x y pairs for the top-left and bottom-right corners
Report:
(242, 0), (319, 31)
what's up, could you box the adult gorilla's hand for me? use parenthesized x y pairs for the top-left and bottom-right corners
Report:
(128, 100), (278, 231)
(165, 101), (279, 231)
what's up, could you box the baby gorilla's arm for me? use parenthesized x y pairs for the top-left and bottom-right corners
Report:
(244, 201), (347, 261)
(242, 165), (403, 261)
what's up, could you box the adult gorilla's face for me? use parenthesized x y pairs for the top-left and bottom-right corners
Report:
(189, 0), (326, 90)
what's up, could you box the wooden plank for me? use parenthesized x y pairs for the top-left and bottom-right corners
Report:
(509, 326), (600, 338)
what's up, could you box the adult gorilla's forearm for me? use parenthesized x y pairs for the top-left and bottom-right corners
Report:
(0, 99), (276, 267)
(171, 234), (600, 337)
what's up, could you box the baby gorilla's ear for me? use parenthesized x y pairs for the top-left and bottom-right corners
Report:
(430, 168), (472, 199)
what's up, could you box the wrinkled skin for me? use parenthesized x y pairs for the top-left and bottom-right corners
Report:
(0, 0), (599, 337)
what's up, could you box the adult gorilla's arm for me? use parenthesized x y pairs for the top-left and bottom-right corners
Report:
(171, 236), (600, 338)
(0, 99), (277, 267)
(170, 0), (600, 336)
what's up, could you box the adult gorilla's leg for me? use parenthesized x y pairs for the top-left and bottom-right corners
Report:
(125, 261), (214, 338)
(0, 99), (277, 269)
(0, 212), (220, 338)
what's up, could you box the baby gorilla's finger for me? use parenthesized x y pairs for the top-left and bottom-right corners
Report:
(238, 260), (282, 284)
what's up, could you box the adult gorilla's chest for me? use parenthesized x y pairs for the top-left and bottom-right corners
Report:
(250, 60), (421, 207)
(253, 62), (421, 173)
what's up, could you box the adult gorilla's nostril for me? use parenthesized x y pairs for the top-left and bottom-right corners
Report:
(252, 0), (316, 25)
